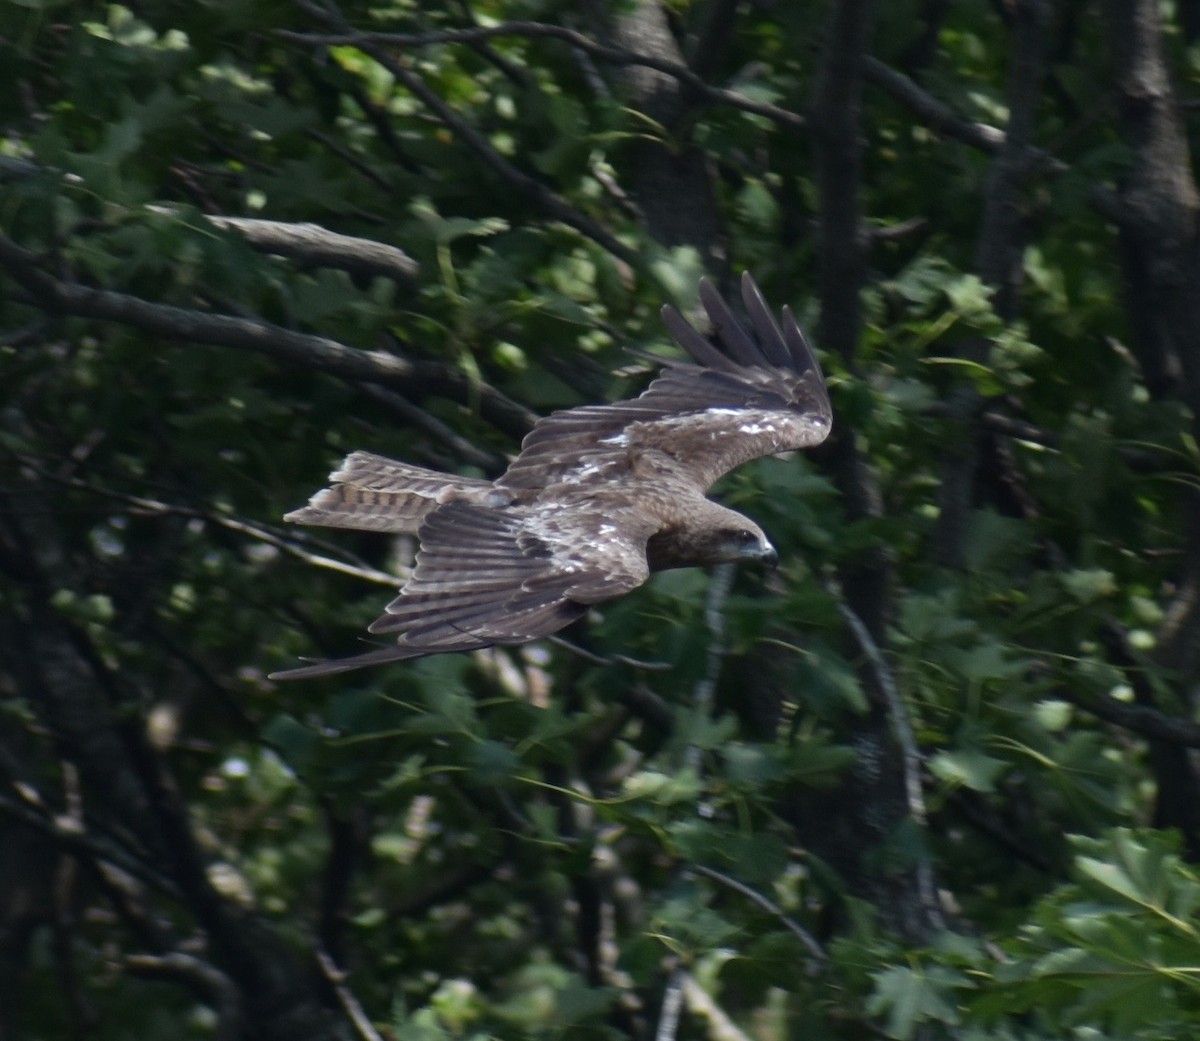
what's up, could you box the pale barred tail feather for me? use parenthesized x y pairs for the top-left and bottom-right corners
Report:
(283, 450), (494, 534)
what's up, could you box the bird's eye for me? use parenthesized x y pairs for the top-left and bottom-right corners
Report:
(733, 529), (758, 543)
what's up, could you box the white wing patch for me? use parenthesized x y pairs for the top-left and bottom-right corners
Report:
(562, 457), (622, 483)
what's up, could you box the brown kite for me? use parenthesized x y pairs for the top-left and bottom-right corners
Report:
(271, 273), (831, 679)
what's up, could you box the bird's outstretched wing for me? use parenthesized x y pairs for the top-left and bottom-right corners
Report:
(269, 498), (653, 679)
(499, 272), (831, 493)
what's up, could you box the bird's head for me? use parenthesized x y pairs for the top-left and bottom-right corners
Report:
(711, 523), (778, 567)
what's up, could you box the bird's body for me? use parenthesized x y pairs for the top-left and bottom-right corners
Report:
(271, 273), (831, 679)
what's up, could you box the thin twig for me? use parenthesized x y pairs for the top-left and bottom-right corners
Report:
(315, 947), (386, 1041)
(833, 589), (946, 930)
(546, 635), (673, 671)
(14, 462), (401, 588)
(354, 381), (505, 472)
(690, 863), (827, 962)
(278, 22), (808, 134)
(863, 56), (1066, 173)
(688, 562), (736, 774)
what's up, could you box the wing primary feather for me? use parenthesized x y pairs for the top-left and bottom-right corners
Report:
(781, 304), (824, 382)
(660, 304), (734, 371)
(698, 278), (763, 367)
(268, 644), (428, 680)
(740, 273), (793, 368)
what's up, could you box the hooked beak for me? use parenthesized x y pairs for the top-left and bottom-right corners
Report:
(760, 544), (779, 569)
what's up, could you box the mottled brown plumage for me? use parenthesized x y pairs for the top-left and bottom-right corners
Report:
(271, 273), (831, 679)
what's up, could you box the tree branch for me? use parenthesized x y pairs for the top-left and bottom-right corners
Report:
(0, 231), (537, 438)
(315, 947), (386, 1041)
(125, 953), (243, 1041)
(1055, 686), (1200, 749)
(278, 21), (808, 135)
(149, 208), (419, 285)
(691, 863), (826, 962)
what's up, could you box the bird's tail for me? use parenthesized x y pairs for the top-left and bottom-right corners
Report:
(284, 450), (493, 534)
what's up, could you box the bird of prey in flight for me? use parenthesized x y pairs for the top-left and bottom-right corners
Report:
(271, 273), (831, 679)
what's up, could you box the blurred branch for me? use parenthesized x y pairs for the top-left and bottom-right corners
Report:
(687, 562), (736, 774)
(0, 231), (536, 438)
(354, 381), (506, 472)
(279, 21), (808, 134)
(655, 965), (686, 1041)
(4, 158), (413, 281)
(679, 971), (754, 1041)
(833, 591), (944, 930)
(13, 461), (401, 588)
(315, 947), (385, 1041)
(125, 953), (243, 1041)
(0, 788), (179, 899)
(691, 863), (827, 961)
(546, 636), (673, 671)
(863, 56), (1067, 173)
(863, 56), (1006, 151)
(1055, 686), (1200, 749)
(147, 208), (418, 284)
(317, 807), (370, 965)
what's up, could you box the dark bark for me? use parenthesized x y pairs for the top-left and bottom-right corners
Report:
(585, 0), (726, 270)
(1105, 0), (1200, 854)
(793, 0), (947, 943)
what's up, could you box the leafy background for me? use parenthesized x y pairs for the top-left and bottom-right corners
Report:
(3, 1), (1200, 1039)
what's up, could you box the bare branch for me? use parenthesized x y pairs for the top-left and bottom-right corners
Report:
(546, 635), (673, 671)
(148, 207), (419, 285)
(1055, 686), (1200, 749)
(353, 382), (506, 472)
(690, 863), (827, 962)
(315, 947), (386, 1041)
(0, 231), (537, 438)
(125, 953), (243, 1041)
(14, 461), (402, 588)
(833, 589), (946, 931)
(687, 562), (736, 775)
(863, 56), (1066, 173)
(679, 971), (755, 1041)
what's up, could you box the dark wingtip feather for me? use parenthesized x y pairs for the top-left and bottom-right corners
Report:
(698, 278), (763, 367)
(781, 304), (825, 381)
(667, 273), (823, 380)
(739, 272), (793, 368)
(661, 302), (732, 370)
(268, 643), (428, 681)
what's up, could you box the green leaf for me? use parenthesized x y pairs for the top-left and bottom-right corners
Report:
(867, 964), (965, 1040)
(929, 748), (1009, 792)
